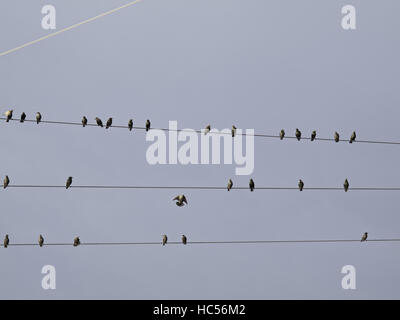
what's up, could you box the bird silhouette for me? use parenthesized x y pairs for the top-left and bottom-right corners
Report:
(204, 125), (211, 135)
(73, 237), (80, 247)
(66, 177), (73, 189)
(334, 132), (340, 143)
(3, 235), (9, 248)
(311, 131), (316, 141)
(145, 120), (151, 132)
(182, 235), (187, 245)
(173, 194), (188, 207)
(39, 235), (44, 247)
(227, 179), (233, 191)
(3, 175), (10, 189)
(82, 116), (87, 127)
(162, 235), (168, 246)
(36, 112), (42, 124)
(349, 131), (356, 143)
(295, 128), (301, 141)
(298, 179), (304, 191)
(128, 119), (133, 131)
(5, 110), (13, 122)
(106, 118), (112, 129)
(280, 129), (285, 140)
(20, 112), (26, 123)
(343, 179), (349, 192)
(95, 117), (103, 127)
(232, 125), (237, 138)
(249, 179), (255, 192)
(361, 232), (368, 242)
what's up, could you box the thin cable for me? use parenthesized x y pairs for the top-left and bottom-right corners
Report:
(1, 117), (399, 145)
(5, 185), (400, 191)
(0, 0), (142, 57)
(2, 238), (400, 247)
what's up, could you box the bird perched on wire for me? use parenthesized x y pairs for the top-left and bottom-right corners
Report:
(334, 132), (340, 143)
(95, 117), (103, 127)
(39, 235), (44, 247)
(5, 110), (13, 122)
(344, 179), (349, 192)
(82, 116), (87, 127)
(162, 235), (168, 246)
(73, 237), (80, 247)
(232, 125), (237, 138)
(227, 179), (233, 191)
(66, 177), (73, 189)
(249, 179), (255, 192)
(145, 119), (151, 132)
(298, 179), (304, 191)
(311, 131), (316, 141)
(3, 235), (9, 248)
(295, 128), (301, 141)
(36, 112), (42, 124)
(361, 232), (368, 242)
(128, 119), (133, 131)
(204, 125), (211, 135)
(349, 131), (356, 144)
(3, 175), (10, 189)
(280, 129), (285, 140)
(182, 235), (187, 245)
(173, 194), (188, 207)
(106, 118), (112, 129)
(20, 112), (26, 123)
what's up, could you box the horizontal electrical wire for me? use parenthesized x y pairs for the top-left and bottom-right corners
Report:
(4, 185), (400, 191)
(1, 117), (400, 145)
(1, 238), (400, 247)
(0, 0), (142, 57)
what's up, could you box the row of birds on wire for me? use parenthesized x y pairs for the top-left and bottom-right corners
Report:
(1, 233), (371, 248)
(1, 234), (187, 248)
(3, 110), (357, 142)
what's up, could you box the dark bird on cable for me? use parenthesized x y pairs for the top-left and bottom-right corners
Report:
(5, 110), (13, 122)
(95, 117), (103, 127)
(298, 179), (304, 191)
(295, 128), (301, 141)
(146, 119), (151, 132)
(106, 118), (112, 129)
(3, 235), (9, 248)
(36, 112), (42, 124)
(128, 119), (133, 131)
(349, 131), (356, 144)
(20, 112), (26, 123)
(162, 235), (168, 246)
(361, 232), (368, 242)
(311, 130), (316, 141)
(73, 237), (80, 247)
(173, 194), (187, 207)
(39, 235), (44, 247)
(334, 132), (340, 143)
(3, 175), (10, 189)
(227, 179), (233, 191)
(344, 179), (349, 192)
(82, 116), (87, 127)
(249, 179), (255, 192)
(232, 125), (237, 138)
(280, 129), (285, 140)
(182, 235), (187, 245)
(66, 177), (73, 189)
(204, 125), (211, 135)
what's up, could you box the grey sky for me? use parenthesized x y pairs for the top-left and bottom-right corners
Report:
(0, 0), (400, 299)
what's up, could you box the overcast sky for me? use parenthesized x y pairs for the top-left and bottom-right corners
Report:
(1, 0), (400, 299)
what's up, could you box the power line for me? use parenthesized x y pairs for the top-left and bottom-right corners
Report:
(2, 238), (400, 247)
(0, 0), (143, 57)
(1, 116), (399, 145)
(4, 185), (400, 191)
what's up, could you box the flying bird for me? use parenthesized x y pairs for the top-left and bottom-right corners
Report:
(73, 237), (80, 247)
(343, 179), (349, 192)
(280, 129), (285, 140)
(173, 194), (187, 207)
(3, 175), (10, 189)
(39, 235), (44, 247)
(162, 235), (168, 246)
(106, 117), (112, 129)
(95, 117), (103, 127)
(66, 177), (73, 189)
(361, 232), (368, 242)
(298, 179), (304, 191)
(227, 179), (233, 191)
(349, 131), (356, 143)
(311, 130), (316, 141)
(295, 128), (301, 141)
(36, 112), (42, 124)
(20, 112), (26, 123)
(204, 125), (211, 135)
(128, 119), (133, 131)
(82, 116), (88, 127)
(232, 125), (237, 138)
(5, 110), (13, 122)
(146, 120), (151, 132)
(182, 235), (187, 245)
(249, 179), (255, 192)
(3, 235), (9, 248)
(334, 132), (340, 143)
